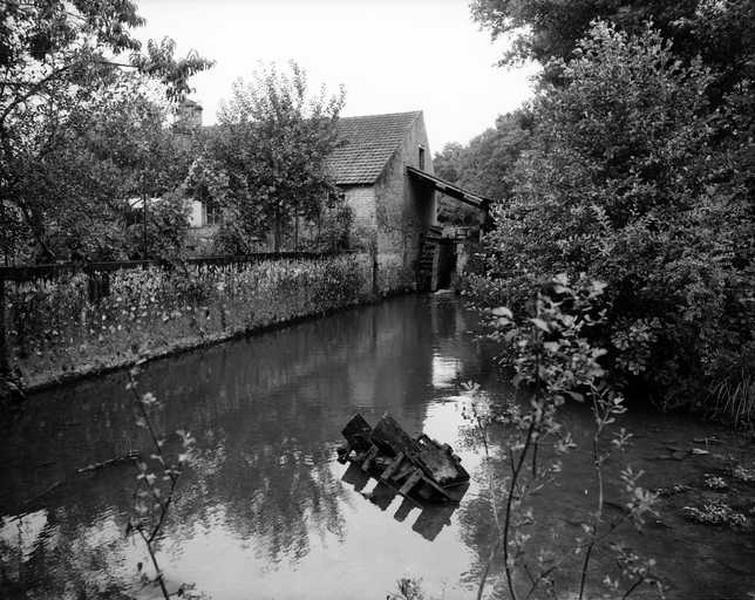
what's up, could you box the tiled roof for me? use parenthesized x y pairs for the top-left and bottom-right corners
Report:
(328, 111), (421, 185)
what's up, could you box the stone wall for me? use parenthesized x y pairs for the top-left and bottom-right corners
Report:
(343, 185), (377, 230)
(3, 254), (373, 389)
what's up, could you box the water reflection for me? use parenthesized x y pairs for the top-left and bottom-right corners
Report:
(339, 462), (465, 542)
(452, 393), (755, 599)
(2, 295), (752, 599)
(0, 296), (486, 599)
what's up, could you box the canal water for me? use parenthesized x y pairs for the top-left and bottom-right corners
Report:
(1, 295), (753, 599)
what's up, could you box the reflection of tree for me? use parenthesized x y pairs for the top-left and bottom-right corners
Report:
(455, 465), (504, 591)
(429, 295), (502, 394)
(0, 506), (136, 599)
(0, 296), (445, 594)
(168, 401), (349, 566)
(454, 396), (755, 599)
(455, 413), (598, 596)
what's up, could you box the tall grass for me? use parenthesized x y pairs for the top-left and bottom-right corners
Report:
(707, 366), (754, 426)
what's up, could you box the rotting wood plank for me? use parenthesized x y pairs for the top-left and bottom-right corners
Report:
(380, 452), (405, 482)
(371, 414), (417, 457)
(341, 413), (373, 452)
(337, 412), (470, 504)
(361, 446), (379, 471)
(414, 434), (468, 486)
(399, 469), (424, 496)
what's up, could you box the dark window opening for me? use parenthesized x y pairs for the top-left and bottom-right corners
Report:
(205, 200), (222, 227)
(418, 145), (426, 170)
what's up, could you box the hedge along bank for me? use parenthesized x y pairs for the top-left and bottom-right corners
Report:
(2, 253), (375, 389)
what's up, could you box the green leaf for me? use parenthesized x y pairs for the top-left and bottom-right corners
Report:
(491, 306), (514, 319)
(530, 318), (551, 333)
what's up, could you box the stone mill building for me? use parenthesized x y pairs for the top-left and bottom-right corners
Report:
(328, 111), (488, 293)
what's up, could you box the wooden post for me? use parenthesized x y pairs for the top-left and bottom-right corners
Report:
(430, 243), (440, 292)
(371, 232), (379, 297)
(0, 276), (9, 375)
(294, 213), (299, 250)
(380, 452), (405, 482)
(142, 193), (148, 259)
(361, 446), (379, 471)
(398, 469), (423, 496)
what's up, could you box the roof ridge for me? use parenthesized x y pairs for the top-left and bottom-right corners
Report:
(339, 110), (421, 119)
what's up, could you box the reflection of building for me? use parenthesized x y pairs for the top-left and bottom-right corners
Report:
(343, 299), (433, 437)
(429, 295), (493, 391)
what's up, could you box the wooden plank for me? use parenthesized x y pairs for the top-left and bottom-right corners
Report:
(380, 452), (405, 482)
(398, 469), (423, 496)
(415, 471), (453, 501)
(341, 413), (373, 452)
(371, 414), (417, 457)
(361, 445), (379, 471)
(394, 462), (416, 482)
(414, 434), (470, 485)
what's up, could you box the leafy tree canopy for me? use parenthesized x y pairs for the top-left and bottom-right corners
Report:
(1, 0), (212, 124)
(435, 109), (534, 200)
(4, 73), (192, 262)
(0, 0), (211, 262)
(471, 0), (754, 114)
(196, 62), (345, 252)
(473, 21), (754, 410)
(471, 0), (752, 67)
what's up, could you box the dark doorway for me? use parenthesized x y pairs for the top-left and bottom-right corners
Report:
(436, 240), (456, 289)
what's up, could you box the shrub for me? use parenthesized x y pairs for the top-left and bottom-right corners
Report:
(475, 21), (755, 417)
(5, 254), (371, 386)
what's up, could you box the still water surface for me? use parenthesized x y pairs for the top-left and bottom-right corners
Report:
(1, 296), (753, 599)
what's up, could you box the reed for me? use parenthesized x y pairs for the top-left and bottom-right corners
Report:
(707, 366), (754, 426)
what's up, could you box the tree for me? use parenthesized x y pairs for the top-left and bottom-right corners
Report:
(470, 0), (751, 67)
(0, 0), (212, 262)
(204, 62), (345, 252)
(434, 110), (534, 224)
(433, 142), (465, 184)
(469, 0), (754, 195)
(474, 21), (755, 413)
(2, 73), (193, 261)
(470, 0), (754, 111)
(471, 1), (694, 62)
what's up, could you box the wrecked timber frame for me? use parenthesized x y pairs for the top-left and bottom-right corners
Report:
(336, 413), (469, 503)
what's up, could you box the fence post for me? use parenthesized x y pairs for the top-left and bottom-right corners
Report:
(371, 239), (379, 298)
(0, 275), (8, 376)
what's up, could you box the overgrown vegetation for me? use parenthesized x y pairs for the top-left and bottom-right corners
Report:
(453, 3), (754, 423)
(462, 275), (660, 599)
(0, 1), (212, 263)
(1, 5), (352, 264)
(5, 255), (371, 387)
(126, 369), (195, 599)
(187, 61), (347, 253)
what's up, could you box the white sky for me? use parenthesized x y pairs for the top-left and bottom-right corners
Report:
(135, 0), (538, 152)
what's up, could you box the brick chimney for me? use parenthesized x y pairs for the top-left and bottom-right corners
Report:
(175, 98), (203, 132)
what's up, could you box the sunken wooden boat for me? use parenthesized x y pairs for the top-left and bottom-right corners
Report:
(336, 413), (470, 503)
